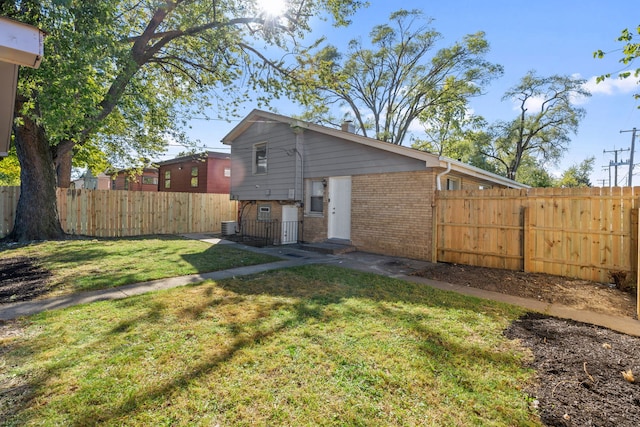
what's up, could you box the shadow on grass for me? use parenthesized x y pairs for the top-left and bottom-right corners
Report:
(4, 235), (276, 297)
(4, 264), (527, 426)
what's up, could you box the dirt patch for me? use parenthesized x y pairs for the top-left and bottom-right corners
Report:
(413, 263), (640, 425)
(413, 263), (637, 319)
(0, 256), (52, 303)
(506, 313), (640, 426)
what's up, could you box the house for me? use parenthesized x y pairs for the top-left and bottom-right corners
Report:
(222, 109), (528, 261)
(111, 168), (159, 191)
(71, 170), (111, 190)
(157, 151), (231, 194)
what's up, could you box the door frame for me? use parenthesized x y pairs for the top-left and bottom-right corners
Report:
(281, 205), (298, 244)
(328, 176), (351, 240)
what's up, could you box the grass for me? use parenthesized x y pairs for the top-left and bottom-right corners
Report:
(1, 265), (541, 426)
(0, 236), (279, 299)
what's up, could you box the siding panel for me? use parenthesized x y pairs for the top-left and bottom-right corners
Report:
(229, 122), (428, 201)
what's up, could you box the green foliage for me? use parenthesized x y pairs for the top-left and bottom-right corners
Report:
(555, 157), (594, 188)
(514, 156), (555, 188)
(595, 25), (640, 104)
(477, 71), (590, 180)
(2, 0), (364, 172)
(294, 9), (503, 145)
(0, 147), (21, 186)
(413, 107), (488, 157)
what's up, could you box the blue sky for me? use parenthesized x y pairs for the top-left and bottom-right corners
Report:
(163, 0), (640, 186)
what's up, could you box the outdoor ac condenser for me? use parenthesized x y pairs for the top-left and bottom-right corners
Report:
(221, 221), (237, 236)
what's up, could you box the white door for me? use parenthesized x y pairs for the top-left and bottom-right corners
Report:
(281, 205), (298, 244)
(328, 176), (351, 240)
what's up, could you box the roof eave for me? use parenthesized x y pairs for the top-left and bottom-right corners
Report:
(438, 157), (529, 189)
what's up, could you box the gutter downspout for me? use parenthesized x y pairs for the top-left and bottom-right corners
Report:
(436, 161), (451, 191)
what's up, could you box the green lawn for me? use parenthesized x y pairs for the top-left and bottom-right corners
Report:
(1, 265), (540, 426)
(0, 236), (279, 300)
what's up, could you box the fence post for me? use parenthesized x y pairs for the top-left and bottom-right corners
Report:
(523, 207), (531, 273)
(637, 208), (640, 318)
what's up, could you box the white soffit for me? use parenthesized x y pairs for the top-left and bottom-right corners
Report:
(0, 16), (44, 68)
(0, 17), (44, 157)
(0, 61), (18, 157)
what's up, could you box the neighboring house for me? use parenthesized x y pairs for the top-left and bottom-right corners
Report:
(157, 151), (231, 194)
(71, 170), (111, 190)
(111, 168), (159, 191)
(222, 109), (528, 261)
(85, 171), (111, 190)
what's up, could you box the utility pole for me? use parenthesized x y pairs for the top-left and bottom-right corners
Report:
(602, 166), (612, 188)
(620, 128), (638, 186)
(597, 178), (608, 187)
(603, 147), (630, 186)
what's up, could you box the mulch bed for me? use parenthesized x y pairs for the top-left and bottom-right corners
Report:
(505, 313), (640, 426)
(0, 256), (52, 303)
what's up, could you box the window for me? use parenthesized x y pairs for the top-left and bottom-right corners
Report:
(224, 167), (231, 177)
(124, 177), (129, 190)
(258, 204), (271, 221)
(164, 170), (171, 189)
(306, 180), (324, 215)
(143, 176), (158, 185)
(446, 177), (460, 190)
(253, 142), (267, 174)
(191, 166), (199, 187)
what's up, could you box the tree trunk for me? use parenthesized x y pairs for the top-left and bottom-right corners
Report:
(55, 149), (72, 188)
(8, 110), (65, 242)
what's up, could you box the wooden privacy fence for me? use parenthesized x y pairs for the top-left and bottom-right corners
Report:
(434, 187), (639, 285)
(0, 187), (238, 238)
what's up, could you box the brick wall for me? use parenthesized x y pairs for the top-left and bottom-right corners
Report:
(112, 170), (159, 192)
(352, 171), (436, 261)
(302, 214), (327, 243)
(158, 158), (230, 194)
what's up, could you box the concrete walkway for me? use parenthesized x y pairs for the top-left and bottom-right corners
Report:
(1, 234), (639, 337)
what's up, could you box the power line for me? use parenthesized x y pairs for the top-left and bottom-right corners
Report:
(620, 128), (638, 186)
(603, 147), (630, 186)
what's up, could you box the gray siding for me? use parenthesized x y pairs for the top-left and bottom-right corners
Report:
(230, 121), (300, 201)
(302, 131), (426, 178)
(229, 122), (427, 201)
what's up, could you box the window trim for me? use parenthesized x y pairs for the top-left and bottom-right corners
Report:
(253, 142), (268, 175)
(258, 204), (271, 221)
(305, 179), (324, 216)
(446, 177), (460, 190)
(142, 176), (158, 185)
(190, 166), (199, 188)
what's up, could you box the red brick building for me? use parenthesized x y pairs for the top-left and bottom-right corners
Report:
(157, 151), (231, 194)
(111, 168), (159, 191)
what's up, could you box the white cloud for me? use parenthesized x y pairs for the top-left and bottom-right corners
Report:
(583, 74), (639, 96)
(510, 73), (638, 111)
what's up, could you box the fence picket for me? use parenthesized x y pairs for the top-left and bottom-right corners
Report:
(436, 186), (640, 284)
(0, 188), (237, 238)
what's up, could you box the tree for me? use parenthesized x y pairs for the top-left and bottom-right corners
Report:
(411, 104), (485, 157)
(294, 9), (503, 144)
(477, 71), (590, 180)
(0, 147), (21, 186)
(555, 157), (594, 188)
(513, 155), (554, 187)
(2, 0), (364, 241)
(595, 25), (640, 104)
